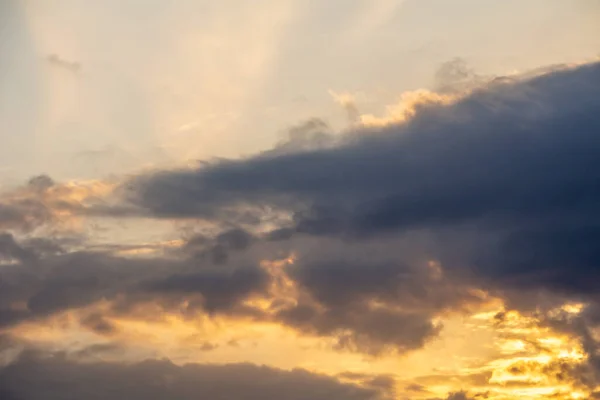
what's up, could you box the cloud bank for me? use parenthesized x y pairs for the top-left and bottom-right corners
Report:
(2, 60), (600, 398)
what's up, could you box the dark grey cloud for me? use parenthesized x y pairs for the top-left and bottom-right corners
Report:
(0, 198), (52, 233)
(182, 228), (257, 264)
(0, 231), (476, 355)
(0, 351), (385, 400)
(162, 234), (477, 354)
(0, 232), (269, 329)
(473, 226), (600, 295)
(108, 61), (600, 367)
(271, 237), (480, 354)
(122, 61), (600, 297)
(0, 233), (65, 264)
(144, 266), (267, 314)
(5, 61), (600, 374)
(0, 233), (36, 263)
(278, 302), (439, 354)
(127, 62), (600, 229)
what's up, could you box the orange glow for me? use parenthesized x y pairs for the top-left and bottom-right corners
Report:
(3, 291), (594, 399)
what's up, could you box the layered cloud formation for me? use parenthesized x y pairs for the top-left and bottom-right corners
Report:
(1, 60), (600, 399)
(123, 61), (600, 303)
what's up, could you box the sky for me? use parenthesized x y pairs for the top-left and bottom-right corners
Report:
(0, 1), (600, 399)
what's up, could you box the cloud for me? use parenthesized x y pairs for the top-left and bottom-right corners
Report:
(0, 175), (114, 233)
(433, 58), (487, 93)
(268, 236), (482, 354)
(107, 61), (600, 370)
(329, 90), (361, 124)
(4, 60), (600, 393)
(0, 232), (270, 329)
(0, 231), (477, 355)
(0, 350), (386, 400)
(444, 392), (475, 400)
(124, 62), (599, 233)
(0, 233), (36, 263)
(122, 61), (600, 291)
(46, 54), (81, 74)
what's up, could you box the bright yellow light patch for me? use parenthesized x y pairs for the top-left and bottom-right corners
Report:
(2, 253), (594, 400)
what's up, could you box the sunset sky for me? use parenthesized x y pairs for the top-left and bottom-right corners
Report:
(1, 1), (600, 399)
